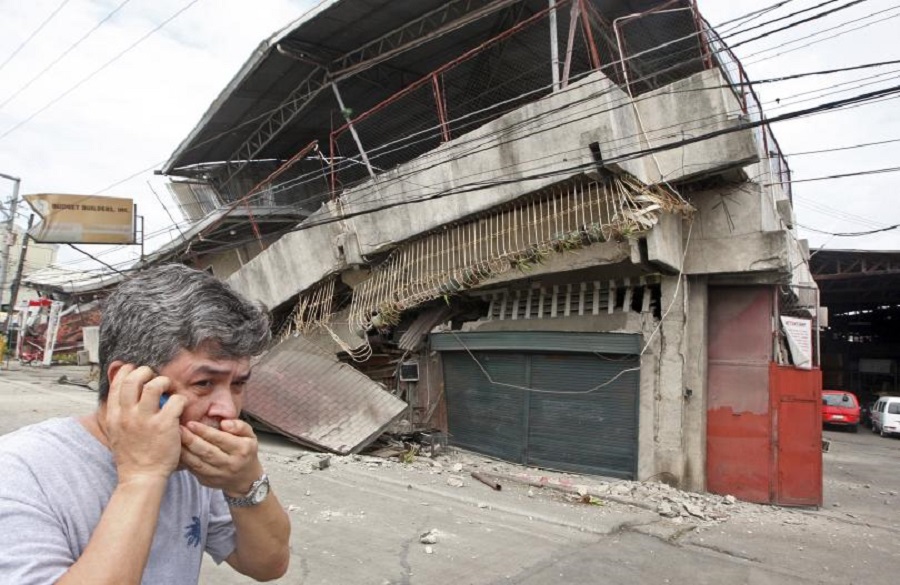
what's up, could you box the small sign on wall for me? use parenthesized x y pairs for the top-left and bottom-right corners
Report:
(780, 316), (813, 370)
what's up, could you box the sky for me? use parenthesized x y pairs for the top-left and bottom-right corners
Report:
(0, 0), (898, 277)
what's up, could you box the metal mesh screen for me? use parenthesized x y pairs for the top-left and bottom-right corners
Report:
(613, 6), (706, 96)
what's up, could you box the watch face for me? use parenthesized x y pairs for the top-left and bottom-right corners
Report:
(251, 481), (270, 504)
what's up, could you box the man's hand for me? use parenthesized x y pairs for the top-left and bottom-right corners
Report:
(105, 364), (187, 486)
(180, 419), (263, 495)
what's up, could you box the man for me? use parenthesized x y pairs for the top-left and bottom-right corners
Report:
(0, 264), (291, 584)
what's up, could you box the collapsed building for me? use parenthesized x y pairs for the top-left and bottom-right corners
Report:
(160, 0), (822, 505)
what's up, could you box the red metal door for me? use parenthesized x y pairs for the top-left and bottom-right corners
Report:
(707, 287), (774, 504)
(770, 364), (823, 507)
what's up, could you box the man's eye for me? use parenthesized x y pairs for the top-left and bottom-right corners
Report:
(193, 380), (213, 389)
(233, 380), (248, 392)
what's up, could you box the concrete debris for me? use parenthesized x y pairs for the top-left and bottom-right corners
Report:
(325, 448), (812, 528)
(657, 503), (679, 518)
(295, 453), (332, 474)
(419, 529), (439, 544)
(446, 476), (465, 488)
(682, 503), (707, 520)
(424, 545), (434, 554)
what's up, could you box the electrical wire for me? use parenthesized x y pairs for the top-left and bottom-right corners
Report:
(0, 0), (200, 141)
(764, 165), (900, 185)
(729, 0), (871, 49)
(723, 0), (864, 41)
(0, 0), (133, 110)
(0, 0), (72, 75)
(743, 4), (900, 65)
(796, 222), (899, 237)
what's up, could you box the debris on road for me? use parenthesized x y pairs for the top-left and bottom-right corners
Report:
(471, 471), (501, 491)
(419, 529), (439, 544)
(446, 476), (465, 488)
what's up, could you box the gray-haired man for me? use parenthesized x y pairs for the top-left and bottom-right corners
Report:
(0, 264), (291, 584)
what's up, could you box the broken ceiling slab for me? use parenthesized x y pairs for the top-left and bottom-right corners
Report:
(243, 335), (407, 454)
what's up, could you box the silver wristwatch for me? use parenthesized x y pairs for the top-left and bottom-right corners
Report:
(224, 474), (270, 507)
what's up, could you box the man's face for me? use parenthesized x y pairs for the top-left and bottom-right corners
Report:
(157, 347), (252, 429)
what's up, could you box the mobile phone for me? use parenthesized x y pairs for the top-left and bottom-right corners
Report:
(159, 393), (170, 408)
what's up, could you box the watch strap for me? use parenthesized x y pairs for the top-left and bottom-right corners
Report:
(224, 473), (269, 507)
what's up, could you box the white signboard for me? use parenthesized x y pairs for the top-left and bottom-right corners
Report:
(781, 316), (813, 370)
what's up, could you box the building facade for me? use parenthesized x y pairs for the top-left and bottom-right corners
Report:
(162, 0), (822, 503)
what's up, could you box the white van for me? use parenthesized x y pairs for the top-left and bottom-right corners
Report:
(871, 397), (900, 437)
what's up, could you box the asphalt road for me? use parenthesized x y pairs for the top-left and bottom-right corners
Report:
(1, 365), (898, 584)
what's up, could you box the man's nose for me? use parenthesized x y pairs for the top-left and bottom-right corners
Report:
(208, 387), (238, 420)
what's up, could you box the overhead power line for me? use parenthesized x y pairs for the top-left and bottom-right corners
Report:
(0, 0), (199, 141)
(723, 0), (854, 39)
(0, 0), (134, 111)
(729, 0), (871, 49)
(716, 0), (799, 33)
(743, 5), (900, 65)
(0, 0), (72, 75)
(796, 222), (900, 237)
(764, 165), (900, 185)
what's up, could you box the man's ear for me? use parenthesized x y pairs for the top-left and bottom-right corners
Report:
(106, 360), (127, 388)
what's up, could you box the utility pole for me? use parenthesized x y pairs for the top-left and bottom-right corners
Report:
(0, 172), (21, 315)
(5, 213), (33, 333)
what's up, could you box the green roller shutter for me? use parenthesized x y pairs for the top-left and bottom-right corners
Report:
(440, 336), (639, 479)
(443, 352), (527, 463)
(527, 353), (638, 478)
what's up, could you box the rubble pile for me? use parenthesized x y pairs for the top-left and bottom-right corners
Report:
(282, 446), (799, 528)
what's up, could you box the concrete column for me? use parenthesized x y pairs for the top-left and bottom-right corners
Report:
(638, 273), (709, 490)
(655, 274), (688, 483)
(682, 275), (708, 491)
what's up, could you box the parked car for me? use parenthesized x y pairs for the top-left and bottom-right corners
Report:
(821, 390), (860, 432)
(871, 396), (900, 437)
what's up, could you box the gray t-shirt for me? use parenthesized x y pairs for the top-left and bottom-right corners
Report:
(0, 417), (236, 584)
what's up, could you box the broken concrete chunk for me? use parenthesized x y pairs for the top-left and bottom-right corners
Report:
(419, 529), (439, 544)
(723, 495), (737, 505)
(657, 503), (679, 518)
(452, 463), (463, 473)
(446, 476), (465, 488)
(682, 503), (707, 519)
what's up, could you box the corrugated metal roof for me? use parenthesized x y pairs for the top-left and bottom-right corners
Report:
(243, 335), (407, 453)
(163, 0), (693, 175)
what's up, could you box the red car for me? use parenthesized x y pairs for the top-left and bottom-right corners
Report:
(822, 390), (860, 433)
